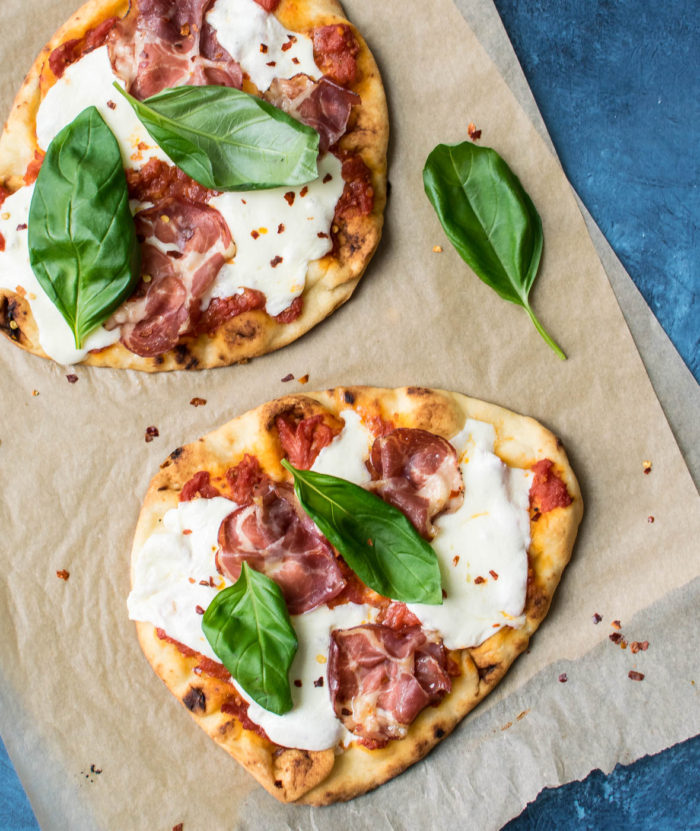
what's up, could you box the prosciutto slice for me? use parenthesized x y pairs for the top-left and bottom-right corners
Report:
(109, 198), (234, 357)
(328, 624), (451, 747)
(108, 0), (242, 99)
(276, 412), (341, 470)
(265, 75), (359, 153)
(368, 429), (464, 539)
(217, 479), (346, 614)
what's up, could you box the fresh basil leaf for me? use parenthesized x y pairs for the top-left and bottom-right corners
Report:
(28, 106), (140, 349)
(423, 141), (566, 359)
(282, 460), (443, 605)
(202, 562), (298, 715)
(115, 83), (320, 191)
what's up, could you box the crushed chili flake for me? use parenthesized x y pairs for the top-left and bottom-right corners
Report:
(647, 515), (655, 523)
(281, 41), (292, 51)
(173, 824), (184, 831)
(188, 577), (195, 584)
(278, 223), (285, 233)
(432, 245), (443, 253)
(56, 569), (70, 581)
(300, 186), (309, 197)
(16, 223), (27, 231)
(452, 555), (460, 566)
(281, 373), (294, 382)
(292, 57), (300, 64)
(190, 397), (207, 407)
(195, 605), (205, 615)
(314, 676), (324, 688)
(501, 721), (512, 731)
(66, 374), (79, 384)
(516, 710), (529, 721)
(107, 100), (116, 110)
(628, 671), (645, 681)
(182, 529), (192, 536)
(630, 640), (650, 652)
(558, 673), (568, 683)
(266, 60), (276, 66)
(32, 389), (40, 396)
(293, 679), (302, 687)
(474, 576), (486, 584)
(270, 255), (283, 267)
(145, 426), (159, 442)
(260, 43), (268, 53)
(317, 231), (329, 238)
(284, 191), (295, 206)
(251, 229), (260, 239)
(467, 122), (482, 140)
(323, 173), (333, 183)
(643, 460), (652, 474)
(199, 580), (209, 586)
(611, 620), (622, 630)
(609, 632), (623, 644)
(593, 613), (603, 624)
(298, 374), (309, 384)
(489, 570), (499, 580)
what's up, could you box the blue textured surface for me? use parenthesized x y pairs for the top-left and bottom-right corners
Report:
(1, 2), (698, 829)
(493, 0), (699, 380)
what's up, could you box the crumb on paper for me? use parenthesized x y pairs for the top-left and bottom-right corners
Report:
(558, 673), (568, 683)
(628, 671), (645, 681)
(643, 460), (652, 474)
(190, 397), (207, 407)
(281, 373), (294, 383)
(298, 374), (310, 384)
(32, 389), (39, 397)
(56, 570), (69, 581)
(592, 613), (602, 624)
(467, 122), (482, 140)
(65, 374), (79, 384)
(145, 426), (159, 443)
(501, 721), (512, 731)
(432, 245), (443, 253)
(516, 710), (529, 721)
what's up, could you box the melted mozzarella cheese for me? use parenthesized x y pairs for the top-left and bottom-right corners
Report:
(407, 420), (533, 649)
(36, 46), (171, 171)
(236, 603), (376, 751)
(207, 0), (319, 92)
(127, 497), (237, 661)
(311, 409), (373, 485)
(205, 153), (344, 316)
(0, 185), (121, 364)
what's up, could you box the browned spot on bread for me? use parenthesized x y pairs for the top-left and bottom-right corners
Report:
(434, 726), (445, 738)
(183, 686), (206, 713)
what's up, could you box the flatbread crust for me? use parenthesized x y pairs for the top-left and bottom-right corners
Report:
(130, 386), (583, 803)
(0, 0), (388, 370)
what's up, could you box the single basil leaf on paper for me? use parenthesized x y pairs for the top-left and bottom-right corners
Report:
(282, 460), (443, 605)
(115, 83), (320, 191)
(202, 562), (298, 715)
(423, 141), (566, 360)
(28, 106), (140, 349)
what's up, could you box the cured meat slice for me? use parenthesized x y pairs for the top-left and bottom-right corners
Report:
(265, 75), (359, 153)
(276, 412), (342, 470)
(367, 429), (464, 539)
(217, 479), (346, 614)
(109, 198), (234, 357)
(328, 624), (451, 747)
(108, 0), (243, 99)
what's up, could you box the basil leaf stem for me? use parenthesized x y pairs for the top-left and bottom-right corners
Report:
(115, 83), (320, 191)
(202, 562), (298, 715)
(282, 460), (443, 605)
(28, 106), (140, 348)
(423, 141), (566, 359)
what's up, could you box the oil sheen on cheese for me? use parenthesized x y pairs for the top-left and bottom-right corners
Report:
(206, 153), (344, 316)
(207, 0), (320, 92)
(35, 46), (171, 171)
(0, 185), (121, 364)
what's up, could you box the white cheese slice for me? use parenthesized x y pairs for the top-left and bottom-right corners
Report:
(206, 152), (344, 316)
(311, 409), (374, 485)
(127, 497), (238, 662)
(407, 420), (533, 649)
(0, 185), (121, 365)
(35, 46), (171, 171)
(207, 0), (319, 92)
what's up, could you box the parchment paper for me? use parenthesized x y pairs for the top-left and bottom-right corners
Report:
(1, 1), (698, 829)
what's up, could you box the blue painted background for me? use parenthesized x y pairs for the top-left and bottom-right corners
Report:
(1, 1), (698, 828)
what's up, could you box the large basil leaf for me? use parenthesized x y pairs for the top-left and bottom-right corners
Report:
(423, 141), (566, 359)
(28, 106), (140, 349)
(202, 562), (298, 715)
(115, 84), (320, 191)
(282, 461), (443, 605)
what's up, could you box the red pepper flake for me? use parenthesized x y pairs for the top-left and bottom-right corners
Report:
(647, 515), (655, 523)
(270, 255), (283, 268)
(489, 569), (499, 580)
(251, 229), (260, 239)
(467, 122), (482, 140)
(195, 605), (205, 615)
(209, 576), (216, 587)
(292, 57), (300, 64)
(643, 460), (652, 474)
(190, 397), (207, 407)
(260, 43), (268, 53)
(173, 824), (184, 831)
(474, 576), (486, 584)
(323, 173), (333, 183)
(593, 613), (603, 624)
(516, 710), (529, 721)
(640, 641), (649, 651)
(300, 186), (309, 197)
(298, 374), (309, 384)
(314, 676), (324, 687)
(620, 639), (628, 649)
(182, 529), (192, 536)
(611, 620), (622, 630)
(266, 60), (276, 66)
(558, 673), (568, 683)
(277, 223), (285, 233)
(288, 35), (297, 43)
(281, 373), (294, 382)
(56, 569), (70, 581)
(628, 671), (645, 682)
(284, 191), (295, 206)
(317, 231), (329, 238)
(609, 632), (623, 644)
(199, 579), (209, 586)
(501, 721), (512, 731)
(281, 41), (292, 51)
(293, 679), (302, 687)
(16, 223), (27, 231)
(32, 389), (40, 397)
(452, 555), (460, 566)
(66, 374), (79, 384)
(107, 100), (116, 110)
(145, 426), (159, 442)
(631, 641), (640, 653)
